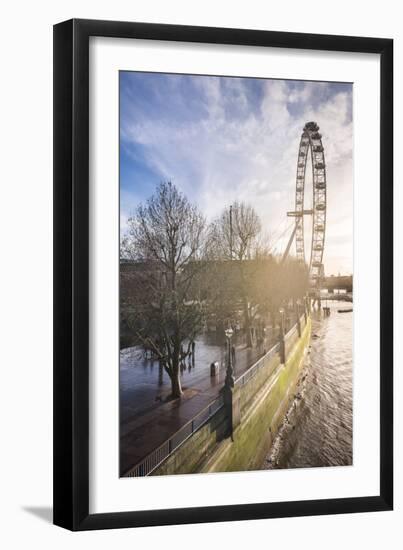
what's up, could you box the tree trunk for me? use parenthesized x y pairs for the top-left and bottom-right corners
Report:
(171, 372), (183, 398)
(243, 298), (253, 348)
(170, 335), (183, 398)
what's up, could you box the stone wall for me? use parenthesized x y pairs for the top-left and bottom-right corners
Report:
(239, 354), (281, 417)
(151, 406), (229, 476)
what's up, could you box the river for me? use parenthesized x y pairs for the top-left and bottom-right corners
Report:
(262, 299), (353, 469)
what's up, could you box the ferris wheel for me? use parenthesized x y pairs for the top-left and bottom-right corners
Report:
(282, 121), (327, 291)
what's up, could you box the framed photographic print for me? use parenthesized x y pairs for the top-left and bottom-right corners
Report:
(53, 19), (393, 530)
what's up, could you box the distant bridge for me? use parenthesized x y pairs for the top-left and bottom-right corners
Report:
(322, 275), (353, 293)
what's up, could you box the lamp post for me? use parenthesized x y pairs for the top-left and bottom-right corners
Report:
(224, 326), (234, 388)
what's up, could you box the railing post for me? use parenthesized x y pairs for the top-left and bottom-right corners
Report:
(223, 381), (241, 441)
(296, 303), (302, 337)
(279, 312), (286, 364)
(306, 294), (311, 315)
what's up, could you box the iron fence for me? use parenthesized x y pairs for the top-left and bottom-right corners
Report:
(125, 394), (224, 477)
(235, 342), (280, 387)
(285, 324), (298, 341)
(284, 313), (305, 341)
(236, 313), (306, 388)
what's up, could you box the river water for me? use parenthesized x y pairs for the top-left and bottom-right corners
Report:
(262, 300), (353, 469)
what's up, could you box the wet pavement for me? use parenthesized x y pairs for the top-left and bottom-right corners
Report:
(120, 329), (279, 475)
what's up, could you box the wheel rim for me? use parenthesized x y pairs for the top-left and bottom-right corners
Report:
(294, 121), (327, 289)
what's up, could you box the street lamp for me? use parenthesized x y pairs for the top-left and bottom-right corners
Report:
(224, 326), (234, 388)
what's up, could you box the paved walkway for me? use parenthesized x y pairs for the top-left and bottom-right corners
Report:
(120, 329), (279, 475)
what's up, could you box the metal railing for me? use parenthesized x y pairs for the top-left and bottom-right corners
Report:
(125, 394), (224, 477)
(285, 323), (298, 341)
(235, 341), (280, 386)
(235, 312), (306, 387)
(284, 313), (305, 341)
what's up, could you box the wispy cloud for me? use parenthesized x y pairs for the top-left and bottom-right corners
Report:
(120, 73), (353, 275)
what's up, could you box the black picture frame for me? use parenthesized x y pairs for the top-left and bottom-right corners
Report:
(53, 18), (393, 531)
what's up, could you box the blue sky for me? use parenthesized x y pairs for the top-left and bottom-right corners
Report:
(120, 72), (353, 275)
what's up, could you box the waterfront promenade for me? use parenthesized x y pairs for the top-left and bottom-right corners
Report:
(120, 328), (279, 475)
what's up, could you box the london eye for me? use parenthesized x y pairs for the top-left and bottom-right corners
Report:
(282, 121), (327, 294)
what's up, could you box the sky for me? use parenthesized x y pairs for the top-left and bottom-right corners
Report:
(120, 71), (353, 276)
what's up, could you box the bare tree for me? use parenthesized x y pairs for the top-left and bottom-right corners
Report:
(208, 201), (265, 261)
(122, 182), (206, 398)
(208, 202), (268, 347)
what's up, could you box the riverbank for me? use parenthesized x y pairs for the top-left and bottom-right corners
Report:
(262, 301), (353, 469)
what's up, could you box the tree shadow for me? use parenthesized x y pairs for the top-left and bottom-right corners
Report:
(22, 506), (53, 524)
